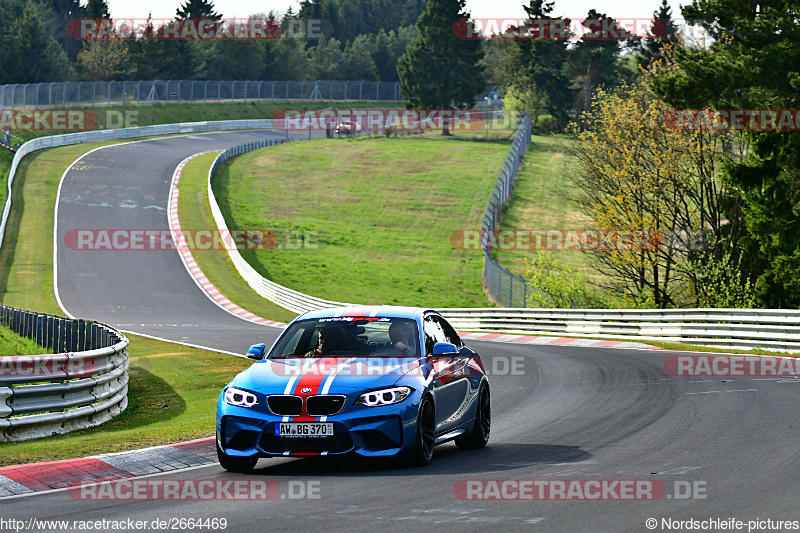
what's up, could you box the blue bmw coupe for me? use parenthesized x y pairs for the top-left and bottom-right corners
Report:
(216, 306), (490, 470)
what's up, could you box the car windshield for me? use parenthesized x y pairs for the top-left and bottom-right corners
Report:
(268, 317), (420, 358)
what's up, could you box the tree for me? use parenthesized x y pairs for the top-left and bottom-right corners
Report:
(84, 0), (110, 19)
(566, 10), (639, 125)
(265, 37), (312, 80)
(310, 35), (346, 79)
(43, 0), (86, 62)
(397, 0), (484, 135)
(487, 0), (573, 124)
(176, 0), (221, 19)
(341, 35), (378, 80)
(565, 72), (747, 308)
(638, 0), (679, 70)
(76, 39), (133, 80)
(0, 2), (73, 83)
(649, 0), (800, 307)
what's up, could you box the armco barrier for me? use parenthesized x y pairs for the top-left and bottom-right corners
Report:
(0, 304), (129, 442)
(438, 308), (800, 353)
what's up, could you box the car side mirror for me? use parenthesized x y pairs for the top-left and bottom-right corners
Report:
(246, 343), (267, 360)
(431, 342), (459, 357)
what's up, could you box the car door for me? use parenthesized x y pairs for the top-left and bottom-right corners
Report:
(423, 314), (462, 433)
(433, 315), (472, 427)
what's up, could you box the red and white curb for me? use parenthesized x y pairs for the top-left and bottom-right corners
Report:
(0, 437), (216, 497)
(459, 332), (661, 350)
(169, 153), (286, 329)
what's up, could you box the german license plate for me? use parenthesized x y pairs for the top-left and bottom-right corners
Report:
(275, 422), (334, 437)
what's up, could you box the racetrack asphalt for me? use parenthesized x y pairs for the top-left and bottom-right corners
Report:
(9, 130), (799, 531)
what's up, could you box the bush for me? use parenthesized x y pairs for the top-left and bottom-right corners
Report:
(534, 114), (560, 134)
(694, 254), (758, 308)
(524, 251), (589, 308)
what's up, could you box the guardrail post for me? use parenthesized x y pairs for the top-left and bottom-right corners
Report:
(35, 315), (44, 347)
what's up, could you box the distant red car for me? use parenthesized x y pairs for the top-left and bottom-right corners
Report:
(335, 119), (362, 137)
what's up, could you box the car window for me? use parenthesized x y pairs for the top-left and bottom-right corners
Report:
(423, 314), (447, 354)
(269, 317), (420, 357)
(434, 315), (462, 347)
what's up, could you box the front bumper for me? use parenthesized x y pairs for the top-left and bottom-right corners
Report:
(217, 405), (417, 458)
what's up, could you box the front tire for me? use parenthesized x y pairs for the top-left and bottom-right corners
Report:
(406, 396), (436, 466)
(455, 384), (490, 449)
(217, 441), (257, 473)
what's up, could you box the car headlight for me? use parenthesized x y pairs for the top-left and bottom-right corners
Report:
(354, 386), (411, 407)
(224, 387), (258, 408)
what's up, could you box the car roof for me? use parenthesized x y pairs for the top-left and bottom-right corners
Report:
(297, 305), (433, 322)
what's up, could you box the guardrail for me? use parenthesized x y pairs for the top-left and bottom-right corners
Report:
(0, 80), (402, 108)
(439, 308), (800, 353)
(0, 304), (129, 442)
(0, 118), (280, 251)
(207, 141), (350, 314)
(481, 115), (532, 307)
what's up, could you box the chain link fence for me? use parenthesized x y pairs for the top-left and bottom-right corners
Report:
(0, 80), (402, 108)
(481, 114), (532, 307)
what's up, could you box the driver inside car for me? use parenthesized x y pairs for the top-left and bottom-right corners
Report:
(389, 321), (417, 355)
(305, 325), (344, 357)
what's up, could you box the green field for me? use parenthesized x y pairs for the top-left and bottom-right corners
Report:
(0, 324), (47, 356)
(212, 136), (510, 307)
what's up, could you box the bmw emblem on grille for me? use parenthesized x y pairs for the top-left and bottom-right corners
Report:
(301, 387), (312, 393)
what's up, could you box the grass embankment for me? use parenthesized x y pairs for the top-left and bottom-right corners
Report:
(0, 325), (47, 356)
(493, 135), (611, 286)
(212, 136), (510, 307)
(0, 333), (250, 466)
(177, 153), (297, 323)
